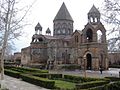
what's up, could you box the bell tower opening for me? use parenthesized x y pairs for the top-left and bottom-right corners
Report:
(97, 30), (102, 43)
(88, 5), (100, 25)
(86, 29), (93, 42)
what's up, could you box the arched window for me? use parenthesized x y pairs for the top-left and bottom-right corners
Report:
(86, 29), (93, 42)
(62, 23), (67, 34)
(97, 30), (102, 43)
(75, 35), (79, 43)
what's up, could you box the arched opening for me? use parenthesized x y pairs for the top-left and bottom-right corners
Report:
(86, 53), (92, 70)
(86, 29), (93, 42)
(38, 37), (43, 42)
(90, 17), (93, 22)
(97, 30), (102, 43)
(95, 18), (97, 22)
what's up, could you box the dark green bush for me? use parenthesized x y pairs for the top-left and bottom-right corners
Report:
(5, 66), (48, 73)
(21, 74), (55, 89)
(105, 77), (120, 82)
(4, 69), (20, 78)
(63, 75), (105, 83)
(109, 65), (120, 68)
(88, 81), (120, 90)
(33, 73), (62, 79)
(104, 81), (120, 90)
(33, 73), (49, 78)
(49, 74), (62, 79)
(76, 80), (109, 89)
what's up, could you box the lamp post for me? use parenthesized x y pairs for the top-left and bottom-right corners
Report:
(83, 37), (89, 78)
(83, 57), (86, 78)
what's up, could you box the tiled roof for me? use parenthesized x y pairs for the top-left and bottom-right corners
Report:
(54, 2), (73, 21)
(88, 5), (100, 14)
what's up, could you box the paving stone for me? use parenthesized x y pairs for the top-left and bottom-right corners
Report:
(0, 75), (49, 90)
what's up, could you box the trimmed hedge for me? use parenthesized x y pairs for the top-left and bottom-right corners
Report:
(33, 73), (62, 79)
(86, 81), (120, 90)
(105, 77), (120, 82)
(109, 65), (120, 68)
(49, 74), (62, 79)
(63, 75), (106, 83)
(21, 74), (55, 89)
(5, 66), (48, 74)
(4, 69), (20, 78)
(76, 80), (110, 89)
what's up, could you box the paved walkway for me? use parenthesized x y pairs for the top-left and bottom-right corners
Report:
(0, 75), (49, 90)
(49, 68), (120, 78)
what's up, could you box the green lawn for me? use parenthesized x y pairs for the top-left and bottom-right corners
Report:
(54, 80), (76, 89)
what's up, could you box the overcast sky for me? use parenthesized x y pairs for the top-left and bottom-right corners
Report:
(14, 0), (104, 52)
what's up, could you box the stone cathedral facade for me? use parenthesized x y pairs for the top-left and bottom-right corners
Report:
(21, 3), (108, 70)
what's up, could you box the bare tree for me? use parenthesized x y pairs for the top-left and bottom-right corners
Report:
(102, 0), (120, 52)
(0, 0), (36, 88)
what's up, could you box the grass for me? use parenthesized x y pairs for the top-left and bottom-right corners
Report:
(54, 79), (76, 89)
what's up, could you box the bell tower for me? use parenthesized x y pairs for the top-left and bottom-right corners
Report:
(88, 5), (100, 25)
(80, 5), (108, 70)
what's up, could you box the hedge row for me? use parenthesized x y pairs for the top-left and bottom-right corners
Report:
(63, 75), (106, 83)
(33, 73), (62, 79)
(5, 66), (48, 73)
(86, 81), (120, 90)
(105, 77), (120, 82)
(4, 69), (20, 78)
(109, 65), (120, 68)
(76, 80), (110, 89)
(21, 74), (55, 89)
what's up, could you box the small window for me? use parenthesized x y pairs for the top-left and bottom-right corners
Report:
(75, 36), (79, 43)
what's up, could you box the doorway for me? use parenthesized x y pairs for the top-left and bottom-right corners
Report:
(86, 53), (92, 70)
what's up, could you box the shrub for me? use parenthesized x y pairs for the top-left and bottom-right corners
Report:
(109, 65), (120, 68)
(104, 81), (120, 90)
(21, 74), (55, 89)
(33, 73), (49, 78)
(33, 73), (62, 79)
(4, 69), (20, 78)
(88, 81), (120, 90)
(105, 77), (120, 82)
(5, 66), (48, 74)
(49, 74), (62, 79)
(63, 75), (105, 83)
(76, 80), (109, 89)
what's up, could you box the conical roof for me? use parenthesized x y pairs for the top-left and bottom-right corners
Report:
(35, 22), (42, 31)
(46, 28), (51, 33)
(88, 5), (100, 14)
(54, 2), (73, 21)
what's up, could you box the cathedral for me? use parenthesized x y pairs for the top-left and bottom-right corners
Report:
(21, 2), (108, 70)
